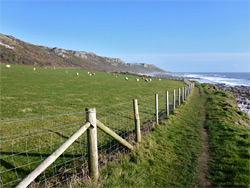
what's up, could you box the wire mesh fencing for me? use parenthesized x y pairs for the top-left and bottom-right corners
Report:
(0, 86), (190, 187)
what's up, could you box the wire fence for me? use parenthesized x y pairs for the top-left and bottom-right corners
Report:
(0, 85), (191, 187)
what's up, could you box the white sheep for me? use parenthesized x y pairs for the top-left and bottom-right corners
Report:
(5, 64), (11, 69)
(76, 72), (79, 76)
(89, 74), (92, 77)
(135, 78), (139, 82)
(93, 73), (95, 76)
(142, 77), (145, 80)
(145, 79), (148, 82)
(159, 79), (161, 81)
(33, 68), (36, 71)
(149, 78), (152, 82)
(125, 77), (128, 81)
(66, 71), (68, 73)
(87, 72), (90, 75)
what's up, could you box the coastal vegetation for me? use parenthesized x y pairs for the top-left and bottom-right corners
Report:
(1, 64), (249, 187)
(76, 83), (250, 188)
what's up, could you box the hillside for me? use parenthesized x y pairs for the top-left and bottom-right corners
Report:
(0, 34), (166, 74)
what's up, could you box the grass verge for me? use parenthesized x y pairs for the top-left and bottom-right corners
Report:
(199, 83), (250, 187)
(75, 87), (205, 187)
(76, 83), (250, 188)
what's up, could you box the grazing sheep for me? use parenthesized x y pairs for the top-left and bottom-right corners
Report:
(5, 64), (11, 69)
(142, 77), (145, 80)
(93, 73), (95, 76)
(116, 76), (118, 78)
(136, 78), (139, 82)
(145, 79), (148, 82)
(66, 71), (68, 73)
(76, 72), (79, 76)
(33, 68), (36, 71)
(125, 77), (128, 81)
(89, 74), (92, 76)
(87, 72), (90, 75)
(149, 78), (152, 82)
(159, 79), (161, 81)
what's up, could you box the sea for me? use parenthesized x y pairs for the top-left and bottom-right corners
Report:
(153, 72), (250, 87)
(151, 72), (250, 116)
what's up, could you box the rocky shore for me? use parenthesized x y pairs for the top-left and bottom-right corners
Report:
(216, 84), (250, 116)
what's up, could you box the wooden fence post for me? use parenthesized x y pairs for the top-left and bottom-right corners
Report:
(173, 89), (176, 109)
(185, 87), (187, 100)
(133, 99), (141, 142)
(178, 88), (181, 106)
(86, 108), (99, 182)
(182, 87), (184, 102)
(155, 94), (159, 125)
(166, 91), (169, 116)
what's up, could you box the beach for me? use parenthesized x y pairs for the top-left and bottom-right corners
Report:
(152, 72), (250, 117)
(216, 84), (250, 116)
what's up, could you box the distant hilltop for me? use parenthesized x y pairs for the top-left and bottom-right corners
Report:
(0, 34), (167, 74)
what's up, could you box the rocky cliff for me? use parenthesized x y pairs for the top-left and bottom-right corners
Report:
(0, 34), (166, 73)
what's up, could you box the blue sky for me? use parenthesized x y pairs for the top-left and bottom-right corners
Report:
(1, 0), (249, 72)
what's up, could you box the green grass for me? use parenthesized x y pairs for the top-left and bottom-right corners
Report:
(2, 64), (248, 187)
(76, 86), (205, 187)
(0, 64), (185, 187)
(198, 83), (250, 187)
(74, 83), (250, 188)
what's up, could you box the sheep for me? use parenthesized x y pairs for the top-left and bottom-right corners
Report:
(142, 77), (145, 80)
(5, 64), (11, 69)
(89, 74), (92, 77)
(159, 79), (161, 81)
(149, 78), (152, 82)
(93, 73), (95, 76)
(33, 68), (36, 71)
(87, 72), (90, 75)
(125, 77), (128, 81)
(135, 78), (139, 82)
(145, 79), (148, 82)
(76, 72), (79, 76)
(66, 71), (68, 73)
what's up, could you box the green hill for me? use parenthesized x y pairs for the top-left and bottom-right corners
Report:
(0, 34), (166, 74)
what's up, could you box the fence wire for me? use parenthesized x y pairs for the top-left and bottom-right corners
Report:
(0, 87), (189, 187)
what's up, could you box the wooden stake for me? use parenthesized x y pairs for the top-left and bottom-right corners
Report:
(96, 120), (133, 150)
(166, 91), (169, 116)
(178, 88), (181, 106)
(173, 89), (176, 109)
(155, 94), (158, 124)
(133, 99), (141, 142)
(86, 108), (99, 182)
(16, 122), (91, 188)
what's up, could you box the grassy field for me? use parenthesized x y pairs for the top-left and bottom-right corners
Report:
(75, 83), (250, 188)
(1, 64), (184, 135)
(0, 64), (185, 187)
(76, 85), (205, 187)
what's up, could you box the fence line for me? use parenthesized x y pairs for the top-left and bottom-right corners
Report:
(0, 82), (195, 188)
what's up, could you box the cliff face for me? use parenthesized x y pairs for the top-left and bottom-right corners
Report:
(0, 34), (166, 73)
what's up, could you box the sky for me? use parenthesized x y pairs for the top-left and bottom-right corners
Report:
(1, 0), (249, 72)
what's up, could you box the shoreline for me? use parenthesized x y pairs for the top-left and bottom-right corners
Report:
(215, 84), (250, 116)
